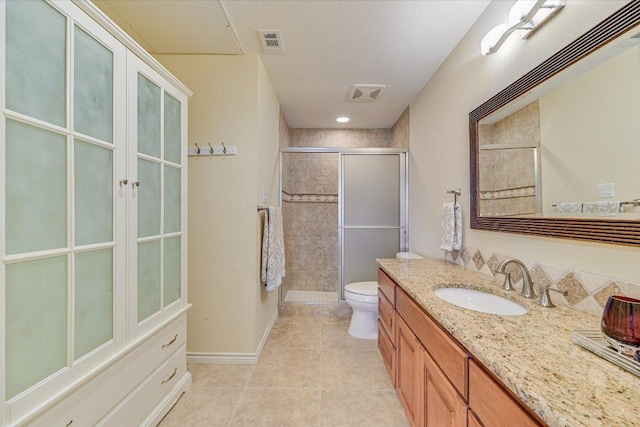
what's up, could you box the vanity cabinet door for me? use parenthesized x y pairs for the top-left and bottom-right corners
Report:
(468, 409), (483, 427)
(469, 360), (542, 427)
(422, 347), (467, 427)
(396, 314), (423, 427)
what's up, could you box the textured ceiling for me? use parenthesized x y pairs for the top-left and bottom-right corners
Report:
(94, 0), (491, 129)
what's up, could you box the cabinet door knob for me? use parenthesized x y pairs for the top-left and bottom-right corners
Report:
(65, 420), (73, 427)
(132, 181), (140, 188)
(119, 179), (128, 186)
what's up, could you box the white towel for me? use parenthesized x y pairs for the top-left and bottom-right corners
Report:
(440, 202), (462, 251)
(583, 201), (620, 215)
(555, 202), (583, 213)
(261, 206), (286, 291)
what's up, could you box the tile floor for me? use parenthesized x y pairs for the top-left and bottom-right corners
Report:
(159, 315), (409, 426)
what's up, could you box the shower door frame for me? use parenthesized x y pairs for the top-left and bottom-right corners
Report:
(279, 147), (409, 302)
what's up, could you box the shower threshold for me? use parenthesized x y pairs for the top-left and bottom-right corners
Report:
(284, 290), (339, 302)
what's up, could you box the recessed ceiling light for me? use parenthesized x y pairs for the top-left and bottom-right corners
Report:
(336, 117), (350, 123)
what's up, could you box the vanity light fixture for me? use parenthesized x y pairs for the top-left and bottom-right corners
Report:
(481, 0), (565, 56)
(336, 116), (350, 123)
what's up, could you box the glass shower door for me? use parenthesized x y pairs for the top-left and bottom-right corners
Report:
(341, 154), (405, 297)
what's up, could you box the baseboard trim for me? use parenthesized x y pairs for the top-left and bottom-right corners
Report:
(187, 309), (278, 365)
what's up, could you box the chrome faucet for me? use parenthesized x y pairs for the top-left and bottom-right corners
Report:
(496, 258), (536, 299)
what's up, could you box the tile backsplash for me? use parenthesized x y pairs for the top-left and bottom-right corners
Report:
(445, 246), (640, 317)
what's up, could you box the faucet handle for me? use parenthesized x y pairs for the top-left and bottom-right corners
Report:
(536, 284), (569, 308)
(501, 272), (514, 291)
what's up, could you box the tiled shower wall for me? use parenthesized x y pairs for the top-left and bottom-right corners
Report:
(280, 107), (410, 300)
(282, 152), (339, 296)
(478, 101), (539, 216)
(445, 246), (640, 318)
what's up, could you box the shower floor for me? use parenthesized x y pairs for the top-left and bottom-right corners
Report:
(284, 290), (339, 302)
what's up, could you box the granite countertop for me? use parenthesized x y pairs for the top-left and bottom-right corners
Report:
(377, 258), (639, 427)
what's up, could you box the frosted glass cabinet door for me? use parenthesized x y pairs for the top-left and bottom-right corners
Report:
(164, 165), (181, 234)
(5, 256), (68, 400)
(137, 74), (161, 158)
(138, 159), (162, 238)
(163, 237), (181, 307)
(6, 120), (67, 255)
(5, 0), (66, 127)
(164, 93), (182, 164)
(75, 249), (113, 359)
(74, 25), (114, 142)
(75, 140), (113, 245)
(138, 240), (161, 322)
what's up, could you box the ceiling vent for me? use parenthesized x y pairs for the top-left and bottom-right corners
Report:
(258, 30), (284, 54)
(347, 84), (386, 102)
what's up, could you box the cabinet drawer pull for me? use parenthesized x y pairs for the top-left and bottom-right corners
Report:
(162, 334), (178, 348)
(65, 420), (73, 427)
(161, 368), (178, 385)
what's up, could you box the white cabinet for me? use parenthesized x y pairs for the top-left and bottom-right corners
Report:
(1, 1), (191, 425)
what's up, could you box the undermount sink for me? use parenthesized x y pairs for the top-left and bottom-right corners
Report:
(434, 287), (528, 316)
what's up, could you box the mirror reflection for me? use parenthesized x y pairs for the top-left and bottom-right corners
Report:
(477, 28), (640, 219)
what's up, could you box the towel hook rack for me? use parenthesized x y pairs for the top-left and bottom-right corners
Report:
(194, 143), (201, 155)
(208, 143), (214, 154)
(447, 188), (462, 204)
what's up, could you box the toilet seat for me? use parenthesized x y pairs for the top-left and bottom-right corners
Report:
(345, 281), (378, 303)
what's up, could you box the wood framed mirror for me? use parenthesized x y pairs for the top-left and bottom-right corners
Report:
(470, 1), (640, 247)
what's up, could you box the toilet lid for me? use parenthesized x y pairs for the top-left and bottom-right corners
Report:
(345, 281), (378, 296)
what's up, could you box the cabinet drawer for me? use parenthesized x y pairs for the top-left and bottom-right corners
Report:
(378, 290), (395, 344)
(28, 315), (187, 427)
(100, 344), (187, 427)
(377, 320), (396, 387)
(469, 360), (541, 427)
(396, 288), (469, 400)
(378, 269), (396, 305)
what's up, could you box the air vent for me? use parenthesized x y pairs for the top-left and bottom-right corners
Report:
(347, 84), (386, 102)
(258, 30), (284, 54)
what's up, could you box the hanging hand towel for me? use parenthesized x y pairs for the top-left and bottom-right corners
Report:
(555, 202), (583, 213)
(261, 206), (286, 291)
(440, 202), (462, 251)
(583, 201), (620, 215)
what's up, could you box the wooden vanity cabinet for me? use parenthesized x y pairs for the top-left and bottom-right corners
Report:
(396, 314), (423, 426)
(378, 268), (545, 427)
(468, 360), (541, 427)
(423, 347), (468, 426)
(378, 269), (397, 385)
(468, 409), (483, 427)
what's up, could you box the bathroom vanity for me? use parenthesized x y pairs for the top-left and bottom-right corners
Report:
(377, 258), (640, 427)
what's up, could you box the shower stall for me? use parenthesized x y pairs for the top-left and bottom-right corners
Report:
(280, 147), (408, 304)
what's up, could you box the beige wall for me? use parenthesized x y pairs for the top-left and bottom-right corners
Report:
(539, 43), (640, 212)
(155, 54), (280, 356)
(254, 59), (280, 348)
(409, 0), (640, 283)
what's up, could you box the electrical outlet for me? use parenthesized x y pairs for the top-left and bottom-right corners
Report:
(598, 183), (614, 198)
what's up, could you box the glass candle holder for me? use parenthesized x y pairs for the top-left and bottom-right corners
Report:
(601, 295), (640, 357)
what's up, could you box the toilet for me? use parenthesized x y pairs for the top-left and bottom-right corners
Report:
(345, 253), (425, 340)
(344, 281), (379, 339)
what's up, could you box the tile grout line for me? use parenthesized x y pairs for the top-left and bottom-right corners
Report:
(226, 363), (255, 426)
